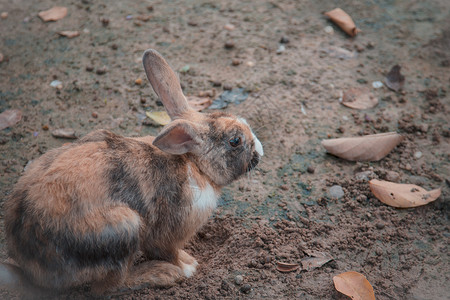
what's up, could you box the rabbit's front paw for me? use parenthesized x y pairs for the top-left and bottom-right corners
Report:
(178, 249), (198, 278)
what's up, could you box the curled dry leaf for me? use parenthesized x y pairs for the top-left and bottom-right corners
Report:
(333, 271), (375, 300)
(276, 262), (300, 273)
(187, 96), (212, 112)
(301, 251), (333, 271)
(369, 179), (441, 208)
(342, 88), (378, 110)
(0, 109), (22, 130)
(52, 128), (77, 139)
(146, 111), (171, 126)
(58, 31), (80, 38)
(385, 65), (405, 92)
(322, 132), (403, 161)
(38, 7), (68, 22)
(324, 8), (361, 37)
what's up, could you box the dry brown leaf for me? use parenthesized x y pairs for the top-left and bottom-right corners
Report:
(321, 132), (404, 161)
(385, 65), (405, 92)
(301, 256), (333, 271)
(187, 96), (212, 112)
(146, 111), (171, 126)
(333, 271), (375, 300)
(0, 109), (22, 130)
(52, 128), (77, 139)
(324, 8), (361, 37)
(38, 7), (68, 22)
(342, 88), (378, 110)
(276, 262), (300, 273)
(58, 31), (80, 38)
(369, 179), (441, 208)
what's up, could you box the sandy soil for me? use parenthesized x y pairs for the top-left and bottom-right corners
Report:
(0, 0), (449, 299)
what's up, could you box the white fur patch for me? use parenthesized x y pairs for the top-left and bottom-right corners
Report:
(189, 177), (218, 211)
(181, 261), (198, 278)
(253, 133), (264, 156)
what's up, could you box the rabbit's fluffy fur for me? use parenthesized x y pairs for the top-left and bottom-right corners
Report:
(1, 49), (263, 294)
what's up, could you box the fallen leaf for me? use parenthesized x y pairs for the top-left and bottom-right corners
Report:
(146, 111), (171, 126)
(342, 88), (378, 109)
(385, 65), (405, 92)
(276, 262), (300, 273)
(187, 96), (212, 112)
(0, 109), (22, 130)
(333, 271), (375, 300)
(52, 128), (77, 139)
(58, 31), (80, 38)
(324, 8), (361, 37)
(369, 179), (441, 208)
(38, 7), (68, 22)
(322, 132), (404, 161)
(301, 251), (333, 271)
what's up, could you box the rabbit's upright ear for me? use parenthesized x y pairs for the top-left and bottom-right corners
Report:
(143, 49), (193, 120)
(153, 120), (202, 155)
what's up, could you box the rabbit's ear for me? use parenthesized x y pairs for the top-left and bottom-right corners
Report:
(153, 120), (202, 155)
(143, 49), (192, 119)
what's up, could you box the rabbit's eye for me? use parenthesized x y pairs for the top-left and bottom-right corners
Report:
(229, 137), (241, 147)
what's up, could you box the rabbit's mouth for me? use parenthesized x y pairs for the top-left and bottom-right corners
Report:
(246, 152), (260, 172)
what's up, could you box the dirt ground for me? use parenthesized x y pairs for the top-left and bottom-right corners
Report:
(0, 0), (449, 299)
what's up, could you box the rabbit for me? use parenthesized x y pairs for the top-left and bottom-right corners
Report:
(0, 49), (264, 295)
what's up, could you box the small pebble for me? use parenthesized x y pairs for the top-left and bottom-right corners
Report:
(223, 84), (232, 91)
(234, 275), (243, 285)
(366, 41), (375, 49)
(231, 59), (241, 66)
(52, 129), (77, 139)
(147, 5), (154, 11)
(240, 284), (251, 294)
(224, 41), (235, 49)
(86, 66), (94, 72)
(414, 151), (423, 159)
(329, 185), (344, 199)
(385, 171), (400, 182)
(50, 80), (63, 90)
(224, 23), (235, 31)
(96, 67), (107, 75)
(307, 166), (315, 174)
(276, 44), (285, 54)
(355, 171), (374, 181)
(372, 81), (383, 89)
(111, 44), (118, 50)
(42, 125), (49, 131)
(100, 17), (109, 27)
(135, 78), (143, 85)
(246, 61), (255, 67)
(91, 112), (98, 118)
(280, 184), (289, 191)
(140, 97), (146, 104)
(1, 12), (8, 19)
(279, 36), (289, 44)
(125, 15), (133, 20)
(324, 26), (334, 34)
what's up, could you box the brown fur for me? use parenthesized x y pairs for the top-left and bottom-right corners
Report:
(1, 49), (262, 295)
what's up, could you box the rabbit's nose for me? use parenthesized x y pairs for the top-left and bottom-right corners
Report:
(247, 151), (260, 172)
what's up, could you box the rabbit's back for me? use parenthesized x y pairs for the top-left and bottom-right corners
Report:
(4, 130), (196, 288)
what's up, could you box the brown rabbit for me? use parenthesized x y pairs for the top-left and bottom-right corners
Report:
(0, 49), (263, 295)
